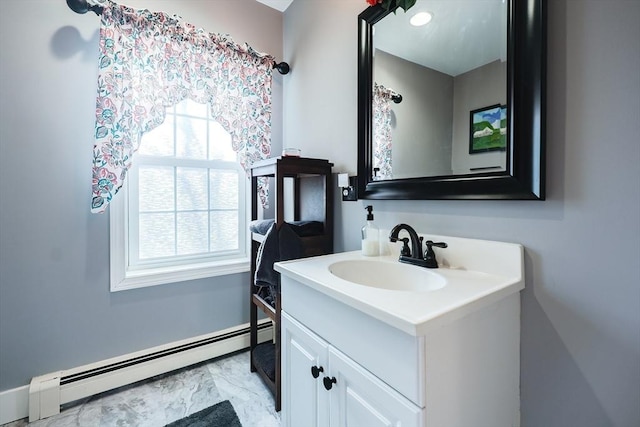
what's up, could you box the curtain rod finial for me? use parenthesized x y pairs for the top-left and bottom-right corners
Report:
(66, 0), (90, 14)
(66, 0), (103, 15)
(273, 62), (290, 75)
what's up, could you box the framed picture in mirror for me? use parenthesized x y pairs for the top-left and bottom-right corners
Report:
(469, 104), (507, 154)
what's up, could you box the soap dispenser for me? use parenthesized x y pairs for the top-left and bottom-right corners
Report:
(361, 205), (379, 256)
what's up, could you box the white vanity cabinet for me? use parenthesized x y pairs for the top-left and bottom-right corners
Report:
(281, 311), (328, 427)
(276, 240), (524, 427)
(282, 312), (421, 427)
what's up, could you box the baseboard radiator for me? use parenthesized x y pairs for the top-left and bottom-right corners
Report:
(28, 320), (273, 422)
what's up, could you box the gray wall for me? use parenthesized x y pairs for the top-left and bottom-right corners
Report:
(283, 1), (640, 426)
(374, 49), (454, 178)
(0, 0), (282, 391)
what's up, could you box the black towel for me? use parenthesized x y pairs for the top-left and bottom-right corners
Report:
(254, 222), (305, 306)
(278, 222), (306, 261)
(250, 219), (324, 237)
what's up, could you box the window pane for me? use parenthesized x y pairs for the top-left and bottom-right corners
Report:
(176, 99), (208, 118)
(177, 167), (208, 211)
(139, 166), (175, 212)
(209, 122), (236, 161)
(177, 212), (209, 255)
(176, 116), (207, 160)
(139, 116), (175, 156)
(210, 170), (239, 210)
(210, 211), (238, 251)
(125, 97), (246, 275)
(139, 213), (175, 259)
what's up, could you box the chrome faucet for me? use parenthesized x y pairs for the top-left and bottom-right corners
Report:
(389, 224), (423, 263)
(389, 224), (447, 268)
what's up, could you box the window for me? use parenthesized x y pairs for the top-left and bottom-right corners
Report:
(110, 100), (249, 291)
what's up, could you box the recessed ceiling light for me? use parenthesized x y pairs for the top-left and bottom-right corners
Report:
(410, 12), (433, 27)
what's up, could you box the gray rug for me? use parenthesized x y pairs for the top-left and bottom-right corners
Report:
(164, 400), (241, 427)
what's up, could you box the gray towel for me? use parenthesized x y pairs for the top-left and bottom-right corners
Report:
(254, 223), (305, 306)
(254, 223), (279, 291)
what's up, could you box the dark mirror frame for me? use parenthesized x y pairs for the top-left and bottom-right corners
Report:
(357, 0), (546, 200)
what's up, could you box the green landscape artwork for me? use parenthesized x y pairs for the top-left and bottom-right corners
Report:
(469, 104), (507, 154)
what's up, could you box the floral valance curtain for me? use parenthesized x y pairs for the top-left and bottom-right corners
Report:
(372, 82), (398, 181)
(89, 0), (274, 213)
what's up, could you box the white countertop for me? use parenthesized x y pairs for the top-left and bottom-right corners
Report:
(275, 236), (524, 336)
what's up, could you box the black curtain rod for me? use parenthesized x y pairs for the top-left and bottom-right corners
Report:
(66, 0), (291, 75)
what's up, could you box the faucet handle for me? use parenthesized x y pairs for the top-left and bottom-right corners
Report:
(398, 237), (411, 257)
(424, 240), (448, 268)
(425, 240), (447, 250)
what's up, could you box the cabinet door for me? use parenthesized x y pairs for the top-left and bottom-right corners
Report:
(281, 312), (330, 427)
(328, 347), (422, 427)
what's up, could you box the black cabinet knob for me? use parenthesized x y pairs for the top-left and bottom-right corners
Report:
(311, 365), (324, 378)
(323, 376), (337, 390)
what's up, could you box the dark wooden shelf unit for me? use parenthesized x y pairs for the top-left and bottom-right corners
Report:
(249, 156), (334, 412)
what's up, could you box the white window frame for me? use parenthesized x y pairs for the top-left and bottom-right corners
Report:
(109, 118), (251, 292)
(110, 178), (251, 292)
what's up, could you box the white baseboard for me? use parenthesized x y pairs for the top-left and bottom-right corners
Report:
(1, 320), (272, 424)
(0, 385), (29, 425)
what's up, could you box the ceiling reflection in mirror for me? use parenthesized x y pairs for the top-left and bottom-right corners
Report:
(371, 0), (508, 181)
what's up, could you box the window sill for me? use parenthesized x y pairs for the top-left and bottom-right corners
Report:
(111, 257), (250, 292)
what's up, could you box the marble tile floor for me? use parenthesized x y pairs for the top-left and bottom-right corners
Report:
(3, 350), (281, 427)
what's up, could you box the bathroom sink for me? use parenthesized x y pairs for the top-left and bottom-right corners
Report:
(328, 259), (446, 292)
(275, 234), (524, 336)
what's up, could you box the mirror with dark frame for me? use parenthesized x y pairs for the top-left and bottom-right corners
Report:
(357, 0), (546, 200)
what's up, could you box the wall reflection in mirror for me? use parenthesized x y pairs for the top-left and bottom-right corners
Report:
(371, 0), (508, 181)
